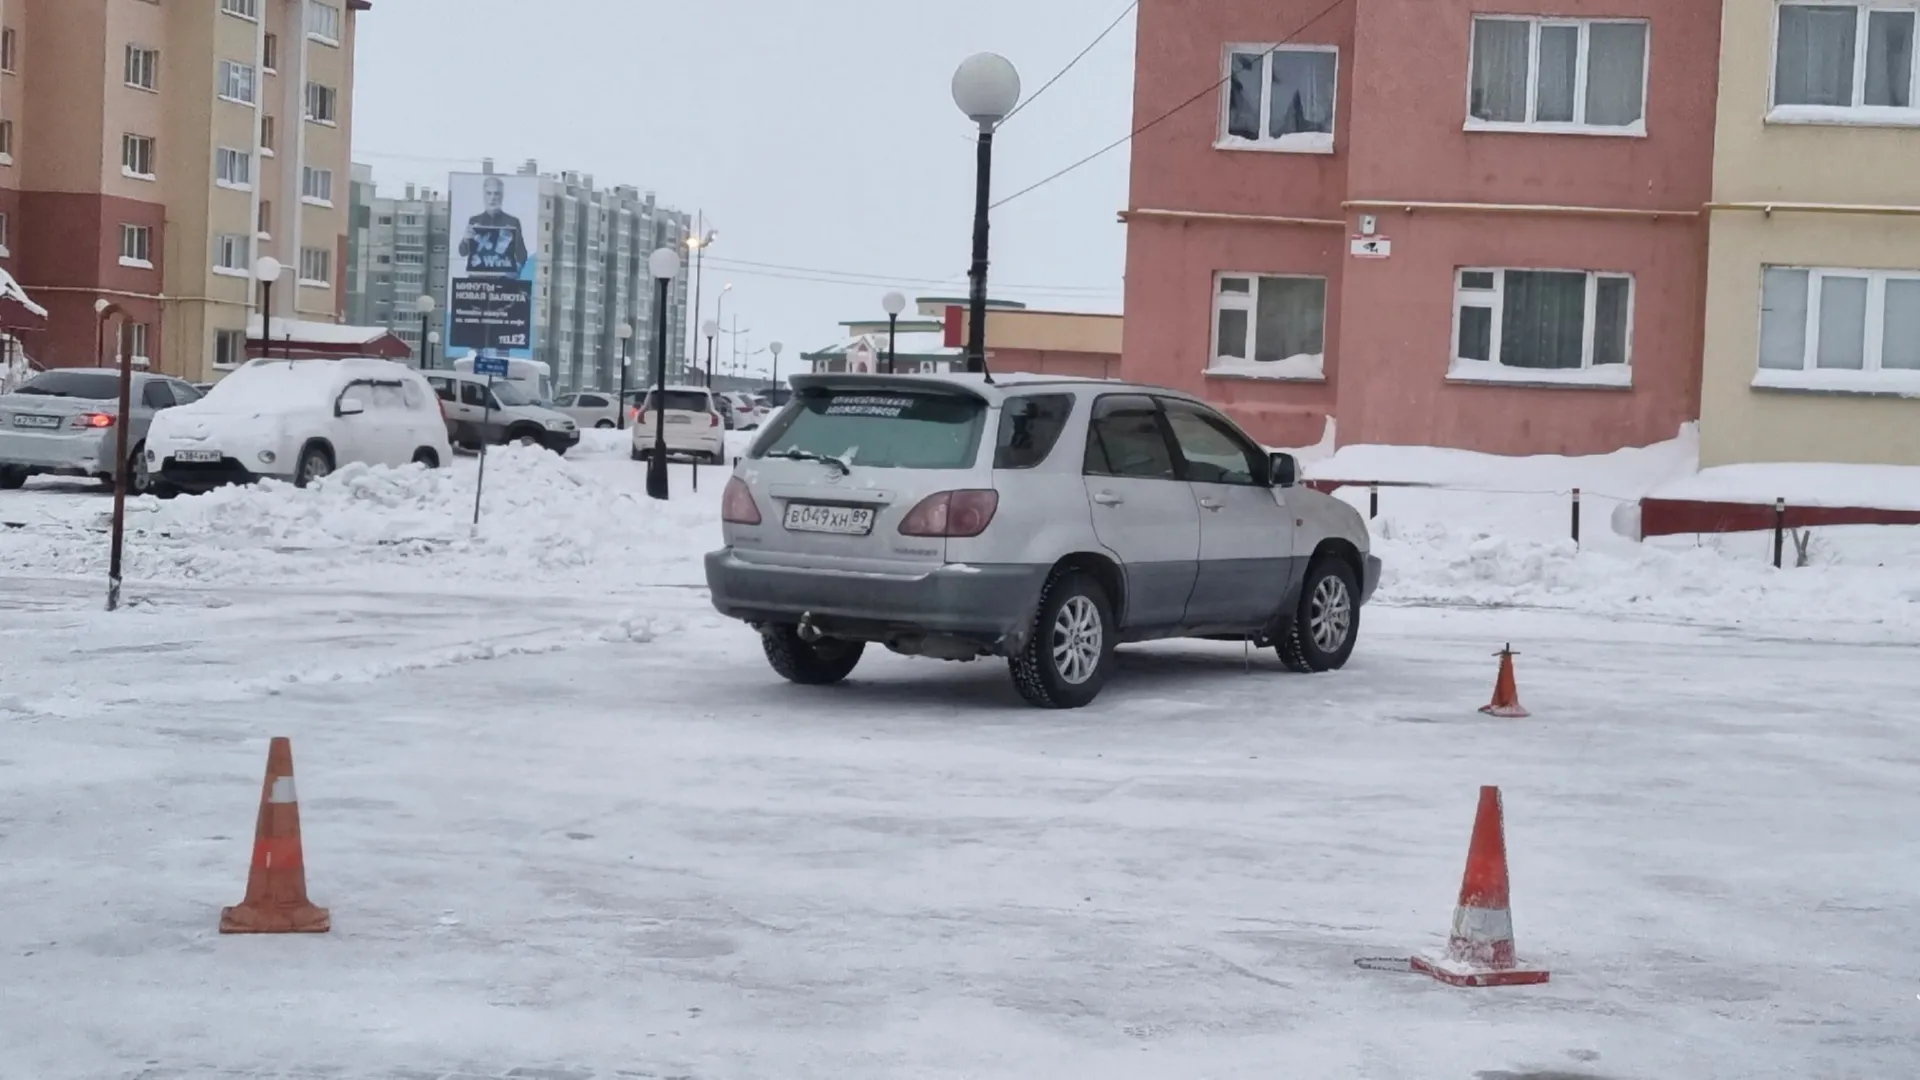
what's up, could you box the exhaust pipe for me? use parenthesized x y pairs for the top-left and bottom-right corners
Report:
(796, 613), (823, 643)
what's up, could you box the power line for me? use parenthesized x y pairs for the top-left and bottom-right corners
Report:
(701, 255), (1121, 295)
(991, 0), (1350, 209)
(699, 262), (1123, 300)
(1001, 1), (1139, 126)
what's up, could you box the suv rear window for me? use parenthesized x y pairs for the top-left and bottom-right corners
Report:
(757, 388), (985, 470)
(643, 390), (712, 413)
(16, 371), (122, 399)
(994, 394), (1074, 469)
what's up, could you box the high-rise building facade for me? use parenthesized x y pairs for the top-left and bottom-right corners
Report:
(345, 164), (449, 360)
(0, 0), (364, 379)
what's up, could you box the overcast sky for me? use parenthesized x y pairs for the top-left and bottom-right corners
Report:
(353, 0), (1137, 376)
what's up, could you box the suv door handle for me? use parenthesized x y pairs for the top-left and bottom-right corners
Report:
(1198, 497), (1224, 512)
(1092, 491), (1124, 507)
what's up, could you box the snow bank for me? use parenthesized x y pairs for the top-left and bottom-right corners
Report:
(1650, 461), (1920, 512)
(1309, 424), (1699, 499)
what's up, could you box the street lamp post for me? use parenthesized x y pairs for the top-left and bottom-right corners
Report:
(685, 221), (717, 385)
(769, 341), (783, 393)
(882, 291), (907, 375)
(952, 53), (1021, 378)
(426, 331), (440, 370)
(253, 255), (283, 361)
(414, 293), (436, 370)
(616, 323), (634, 430)
(702, 319), (719, 389)
(646, 248), (682, 500)
(95, 298), (131, 611)
(713, 284), (733, 383)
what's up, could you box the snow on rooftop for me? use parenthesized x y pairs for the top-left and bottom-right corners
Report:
(245, 316), (401, 345)
(1650, 462), (1920, 512)
(0, 266), (48, 319)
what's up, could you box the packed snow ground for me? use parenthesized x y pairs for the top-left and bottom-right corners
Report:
(2, 429), (1918, 1079)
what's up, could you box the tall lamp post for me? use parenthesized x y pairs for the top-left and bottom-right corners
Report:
(646, 247), (682, 500)
(95, 298), (131, 611)
(882, 291), (907, 374)
(616, 323), (634, 429)
(414, 293), (436, 369)
(252, 255), (283, 361)
(685, 221), (717, 386)
(426, 330), (440, 370)
(952, 53), (1021, 377)
(768, 341), (783, 393)
(702, 318), (719, 388)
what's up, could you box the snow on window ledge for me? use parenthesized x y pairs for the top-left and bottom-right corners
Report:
(1214, 132), (1334, 155)
(212, 266), (251, 278)
(1447, 359), (1632, 389)
(1463, 118), (1646, 139)
(1752, 367), (1920, 398)
(1207, 353), (1326, 381)
(122, 167), (156, 182)
(118, 257), (154, 270)
(301, 196), (334, 208)
(0, 153), (12, 167)
(1766, 104), (1920, 129)
(216, 180), (252, 193)
(0, 245), (11, 258)
(298, 278), (332, 290)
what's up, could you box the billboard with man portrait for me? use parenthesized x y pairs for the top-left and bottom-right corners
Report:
(444, 172), (539, 363)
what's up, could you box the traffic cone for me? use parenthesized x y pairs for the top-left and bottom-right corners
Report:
(220, 737), (330, 934)
(1410, 786), (1548, 987)
(1479, 644), (1530, 718)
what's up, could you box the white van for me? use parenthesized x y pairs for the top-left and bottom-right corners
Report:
(451, 356), (554, 405)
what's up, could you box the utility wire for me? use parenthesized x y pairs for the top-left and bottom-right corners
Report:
(701, 256), (1121, 296)
(1000, 1), (1139, 126)
(991, 0), (1350, 209)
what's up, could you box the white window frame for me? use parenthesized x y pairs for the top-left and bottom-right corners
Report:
(301, 166), (334, 207)
(121, 133), (156, 180)
(215, 328), (249, 369)
(1769, 1), (1920, 126)
(0, 27), (15, 74)
(1449, 267), (1636, 386)
(1208, 272), (1330, 381)
(299, 247), (333, 288)
(0, 211), (10, 257)
(263, 32), (278, 74)
(215, 146), (252, 190)
(217, 59), (257, 106)
(261, 115), (276, 157)
(124, 45), (159, 92)
(0, 119), (13, 166)
(1755, 265), (1920, 393)
(1464, 16), (1651, 136)
(304, 82), (337, 125)
(220, 0), (259, 21)
(1216, 44), (1339, 154)
(212, 233), (251, 275)
(119, 224), (154, 269)
(307, 3), (343, 46)
(127, 322), (150, 366)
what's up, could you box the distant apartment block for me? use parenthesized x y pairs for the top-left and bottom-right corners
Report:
(345, 164), (449, 359)
(0, 0), (366, 379)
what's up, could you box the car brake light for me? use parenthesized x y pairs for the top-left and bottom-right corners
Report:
(898, 490), (998, 538)
(71, 413), (115, 429)
(709, 411), (722, 428)
(721, 476), (762, 525)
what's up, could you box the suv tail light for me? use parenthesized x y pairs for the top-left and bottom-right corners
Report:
(898, 490), (998, 538)
(708, 411), (722, 428)
(721, 476), (762, 525)
(71, 412), (115, 429)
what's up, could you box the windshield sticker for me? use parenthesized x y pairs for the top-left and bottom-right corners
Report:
(824, 395), (916, 418)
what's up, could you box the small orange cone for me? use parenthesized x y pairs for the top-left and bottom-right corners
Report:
(220, 737), (330, 934)
(1410, 786), (1548, 987)
(1479, 644), (1530, 718)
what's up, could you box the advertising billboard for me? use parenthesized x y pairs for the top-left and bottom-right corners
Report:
(444, 172), (538, 363)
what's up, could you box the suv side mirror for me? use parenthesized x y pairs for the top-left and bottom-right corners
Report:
(336, 396), (366, 417)
(1269, 451), (1298, 488)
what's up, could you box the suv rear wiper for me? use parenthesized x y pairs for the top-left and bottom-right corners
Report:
(768, 448), (851, 476)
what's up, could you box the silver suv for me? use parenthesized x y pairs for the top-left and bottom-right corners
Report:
(705, 374), (1382, 709)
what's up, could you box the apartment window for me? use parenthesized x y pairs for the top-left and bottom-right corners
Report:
(260, 115), (276, 154)
(263, 33), (278, 72)
(1759, 267), (1920, 389)
(122, 134), (156, 179)
(1774, 3), (1920, 118)
(259, 200), (273, 234)
(395, 252), (424, 265)
(1, 28), (15, 74)
(0, 212), (9, 256)
(215, 147), (252, 189)
(302, 166), (334, 205)
(376, 254), (392, 265)
(218, 60), (257, 105)
(221, 0), (259, 20)
(127, 323), (150, 364)
(216, 329), (249, 368)
(1211, 274), (1328, 378)
(120, 224), (154, 267)
(305, 82), (337, 124)
(1221, 45), (1337, 152)
(213, 233), (250, 273)
(1468, 17), (1649, 132)
(378, 215), (393, 226)
(300, 247), (332, 285)
(0, 120), (12, 163)
(1453, 268), (1633, 382)
(307, 3), (342, 44)
(125, 46), (159, 91)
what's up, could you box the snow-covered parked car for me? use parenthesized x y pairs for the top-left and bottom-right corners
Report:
(146, 357), (453, 494)
(706, 373), (1382, 709)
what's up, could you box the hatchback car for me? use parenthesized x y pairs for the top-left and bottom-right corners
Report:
(0, 368), (203, 493)
(146, 357), (453, 493)
(705, 374), (1381, 709)
(720, 391), (771, 430)
(630, 386), (725, 463)
(553, 391), (622, 429)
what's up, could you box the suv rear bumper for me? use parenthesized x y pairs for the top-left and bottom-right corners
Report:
(705, 549), (1048, 650)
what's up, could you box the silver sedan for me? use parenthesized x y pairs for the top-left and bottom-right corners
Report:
(0, 368), (203, 493)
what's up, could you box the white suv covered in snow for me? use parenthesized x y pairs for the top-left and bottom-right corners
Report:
(706, 373), (1381, 709)
(147, 358), (452, 493)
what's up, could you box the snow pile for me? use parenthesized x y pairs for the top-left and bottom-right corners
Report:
(1651, 461), (1920, 511)
(1310, 424), (1699, 498)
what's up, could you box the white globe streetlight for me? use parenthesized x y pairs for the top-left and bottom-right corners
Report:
(952, 53), (1020, 378)
(882, 291), (909, 374)
(616, 322), (636, 429)
(413, 293), (437, 369)
(253, 256), (284, 361)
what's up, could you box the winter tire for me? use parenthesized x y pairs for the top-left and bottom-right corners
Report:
(1277, 556), (1360, 673)
(762, 625), (865, 686)
(1008, 570), (1115, 709)
(294, 443), (334, 489)
(596, 420), (615, 429)
(411, 448), (440, 468)
(0, 466), (28, 490)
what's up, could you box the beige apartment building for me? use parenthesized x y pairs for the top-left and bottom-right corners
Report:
(1701, 1), (1920, 467)
(0, 0), (364, 380)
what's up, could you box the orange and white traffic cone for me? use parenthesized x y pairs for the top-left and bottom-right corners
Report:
(1479, 644), (1530, 718)
(220, 737), (330, 934)
(1410, 786), (1548, 987)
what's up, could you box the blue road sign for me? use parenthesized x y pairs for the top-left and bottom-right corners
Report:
(473, 356), (510, 377)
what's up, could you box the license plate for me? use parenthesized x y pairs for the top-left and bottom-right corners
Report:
(667, 415), (692, 425)
(10, 414), (59, 429)
(784, 503), (875, 535)
(174, 450), (222, 463)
